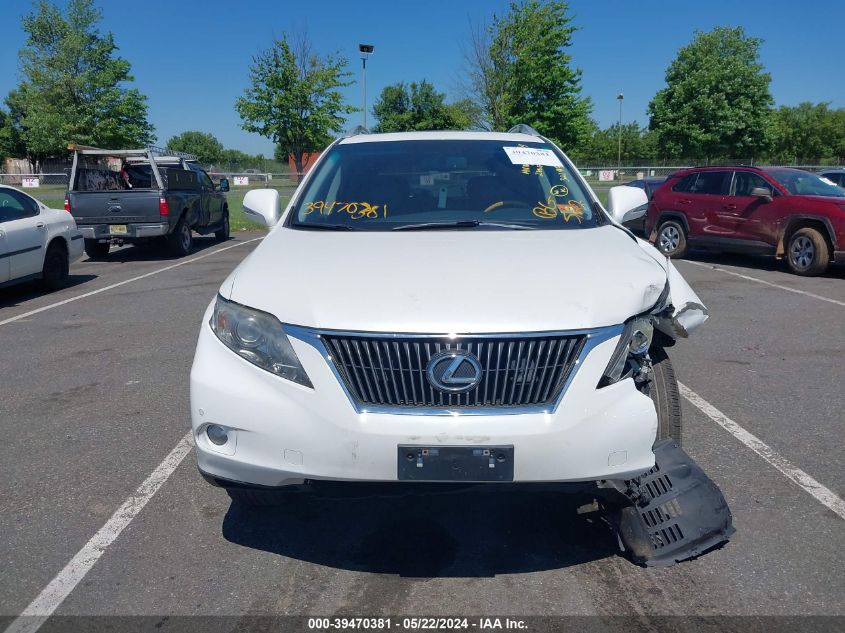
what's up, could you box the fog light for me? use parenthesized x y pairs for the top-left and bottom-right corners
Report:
(206, 424), (229, 446)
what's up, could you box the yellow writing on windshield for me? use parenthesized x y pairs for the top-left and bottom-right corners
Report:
(532, 187), (583, 222)
(305, 201), (388, 219)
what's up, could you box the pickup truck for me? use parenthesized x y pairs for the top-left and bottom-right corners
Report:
(65, 145), (230, 258)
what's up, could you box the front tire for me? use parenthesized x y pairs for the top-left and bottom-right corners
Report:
(214, 209), (230, 242)
(655, 220), (688, 258)
(167, 214), (193, 257)
(84, 239), (110, 259)
(787, 227), (829, 276)
(649, 346), (682, 446)
(41, 242), (69, 290)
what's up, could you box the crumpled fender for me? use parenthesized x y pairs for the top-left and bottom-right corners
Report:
(635, 238), (709, 338)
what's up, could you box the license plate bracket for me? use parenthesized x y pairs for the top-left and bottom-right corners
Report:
(110, 224), (128, 235)
(397, 445), (514, 481)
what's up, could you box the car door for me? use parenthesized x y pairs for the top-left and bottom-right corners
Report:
(0, 188), (45, 280)
(718, 170), (781, 246)
(681, 170), (732, 238)
(191, 166), (219, 227)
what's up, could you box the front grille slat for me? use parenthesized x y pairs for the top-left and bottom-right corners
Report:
(323, 332), (586, 410)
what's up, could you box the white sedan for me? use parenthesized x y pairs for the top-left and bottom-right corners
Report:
(0, 185), (84, 290)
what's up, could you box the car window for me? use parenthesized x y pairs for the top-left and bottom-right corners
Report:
(689, 171), (730, 195)
(733, 172), (772, 196)
(768, 169), (845, 197)
(196, 169), (213, 189)
(671, 174), (696, 192)
(820, 172), (844, 187)
(628, 180), (645, 189)
(290, 139), (600, 231)
(0, 189), (39, 222)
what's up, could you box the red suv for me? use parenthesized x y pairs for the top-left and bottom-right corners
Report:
(646, 166), (845, 275)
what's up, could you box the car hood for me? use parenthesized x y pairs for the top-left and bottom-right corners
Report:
(227, 225), (668, 333)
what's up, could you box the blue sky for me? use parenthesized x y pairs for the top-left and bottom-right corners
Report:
(1, 0), (842, 156)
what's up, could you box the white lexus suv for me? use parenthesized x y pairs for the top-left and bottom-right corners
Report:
(189, 128), (728, 563)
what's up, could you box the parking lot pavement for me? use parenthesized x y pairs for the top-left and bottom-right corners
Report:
(1, 240), (843, 624)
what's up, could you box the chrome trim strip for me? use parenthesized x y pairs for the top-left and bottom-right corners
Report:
(285, 324), (623, 416)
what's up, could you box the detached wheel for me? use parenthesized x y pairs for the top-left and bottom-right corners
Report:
(787, 227), (829, 276)
(84, 239), (110, 259)
(649, 346), (682, 446)
(167, 214), (193, 257)
(214, 209), (230, 242)
(655, 220), (688, 258)
(41, 242), (69, 290)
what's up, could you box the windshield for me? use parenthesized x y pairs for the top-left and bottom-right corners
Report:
(768, 169), (845, 197)
(289, 139), (600, 231)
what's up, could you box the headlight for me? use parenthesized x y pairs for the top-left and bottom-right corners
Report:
(210, 295), (312, 387)
(598, 279), (667, 388)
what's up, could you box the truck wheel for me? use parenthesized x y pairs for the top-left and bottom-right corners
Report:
(655, 220), (688, 258)
(649, 346), (682, 446)
(84, 239), (110, 259)
(787, 227), (829, 276)
(215, 209), (230, 242)
(41, 241), (69, 290)
(167, 215), (193, 257)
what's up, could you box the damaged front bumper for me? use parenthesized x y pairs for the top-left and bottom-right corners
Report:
(603, 439), (735, 567)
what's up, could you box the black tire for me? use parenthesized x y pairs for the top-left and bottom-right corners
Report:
(655, 219), (688, 258)
(226, 487), (289, 507)
(787, 227), (829, 276)
(214, 209), (230, 242)
(167, 214), (193, 257)
(649, 346), (682, 446)
(84, 239), (110, 259)
(41, 241), (69, 290)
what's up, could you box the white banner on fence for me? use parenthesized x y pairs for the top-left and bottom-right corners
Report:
(598, 170), (614, 182)
(22, 177), (40, 188)
(233, 176), (249, 186)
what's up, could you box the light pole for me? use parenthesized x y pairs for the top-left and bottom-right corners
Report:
(616, 92), (624, 171)
(359, 44), (374, 129)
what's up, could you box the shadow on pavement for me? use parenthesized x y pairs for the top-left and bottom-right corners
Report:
(0, 274), (98, 309)
(83, 236), (227, 263)
(222, 482), (618, 577)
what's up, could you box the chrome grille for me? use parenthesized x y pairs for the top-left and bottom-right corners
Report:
(321, 334), (586, 409)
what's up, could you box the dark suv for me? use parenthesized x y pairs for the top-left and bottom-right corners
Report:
(646, 166), (845, 275)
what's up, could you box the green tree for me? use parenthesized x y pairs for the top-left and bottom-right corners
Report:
(235, 32), (355, 174)
(648, 26), (773, 160)
(770, 102), (845, 161)
(372, 80), (476, 132)
(10, 0), (153, 167)
(578, 122), (658, 164)
(166, 131), (224, 165)
(464, 1), (592, 151)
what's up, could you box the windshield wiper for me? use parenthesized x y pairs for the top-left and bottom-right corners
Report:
(293, 223), (357, 231)
(392, 220), (535, 231)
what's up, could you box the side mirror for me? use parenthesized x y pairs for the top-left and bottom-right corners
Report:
(218, 178), (230, 192)
(607, 185), (649, 225)
(242, 188), (281, 227)
(750, 187), (772, 202)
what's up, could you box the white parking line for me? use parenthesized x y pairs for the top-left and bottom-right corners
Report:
(3, 432), (194, 633)
(680, 382), (845, 520)
(684, 260), (845, 307)
(0, 237), (263, 327)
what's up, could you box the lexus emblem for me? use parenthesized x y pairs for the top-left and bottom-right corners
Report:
(426, 349), (483, 393)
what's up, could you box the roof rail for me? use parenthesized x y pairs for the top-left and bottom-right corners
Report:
(508, 124), (542, 137)
(153, 146), (198, 161)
